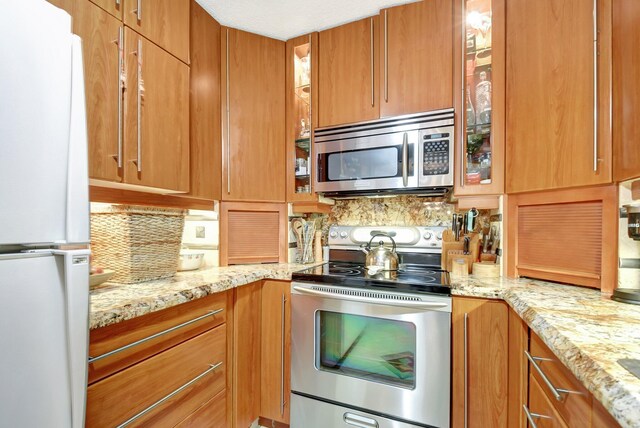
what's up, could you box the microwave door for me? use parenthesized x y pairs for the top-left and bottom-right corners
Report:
(315, 131), (419, 193)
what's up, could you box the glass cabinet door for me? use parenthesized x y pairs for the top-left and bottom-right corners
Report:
(456, 0), (504, 195)
(292, 40), (312, 195)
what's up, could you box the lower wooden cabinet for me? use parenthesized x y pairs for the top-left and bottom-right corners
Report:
(452, 296), (509, 427)
(175, 389), (227, 428)
(526, 374), (569, 428)
(260, 280), (291, 424)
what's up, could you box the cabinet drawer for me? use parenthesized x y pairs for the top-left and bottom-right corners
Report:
(526, 374), (568, 427)
(175, 389), (226, 427)
(89, 291), (229, 384)
(86, 326), (226, 427)
(528, 332), (591, 427)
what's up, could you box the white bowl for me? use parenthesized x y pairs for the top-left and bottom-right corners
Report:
(178, 250), (205, 271)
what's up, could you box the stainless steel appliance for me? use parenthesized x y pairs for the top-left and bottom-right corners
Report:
(314, 109), (454, 197)
(291, 225), (451, 428)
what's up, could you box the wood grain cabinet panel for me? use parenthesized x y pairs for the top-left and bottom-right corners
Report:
(46, 0), (73, 14)
(175, 389), (227, 428)
(123, 0), (189, 63)
(527, 374), (569, 428)
(452, 297), (509, 428)
(222, 28), (286, 202)
(506, 0), (612, 193)
(187, 1), (221, 201)
(73, 0), (123, 183)
(508, 307), (529, 428)
(89, 0), (123, 19)
(380, 0), (453, 118)
(124, 28), (189, 193)
(260, 280), (291, 424)
(318, 16), (380, 127)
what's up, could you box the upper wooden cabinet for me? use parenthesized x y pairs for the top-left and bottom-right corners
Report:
(506, 0), (612, 193)
(89, 0), (123, 19)
(222, 28), (286, 202)
(123, 28), (190, 192)
(613, 0), (640, 182)
(454, 0), (505, 197)
(452, 296), (509, 428)
(188, 1), (221, 201)
(380, 0), (453, 118)
(123, 0), (190, 64)
(318, 16), (380, 127)
(73, 0), (123, 183)
(46, 0), (73, 14)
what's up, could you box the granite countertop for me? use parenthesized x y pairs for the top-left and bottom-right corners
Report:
(90, 265), (640, 428)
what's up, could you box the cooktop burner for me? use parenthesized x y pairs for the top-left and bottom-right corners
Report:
(292, 262), (450, 296)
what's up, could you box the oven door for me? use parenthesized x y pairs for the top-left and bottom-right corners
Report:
(290, 282), (451, 428)
(315, 131), (419, 193)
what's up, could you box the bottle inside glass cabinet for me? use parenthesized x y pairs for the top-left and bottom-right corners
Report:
(293, 42), (312, 194)
(463, 0), (493, 186)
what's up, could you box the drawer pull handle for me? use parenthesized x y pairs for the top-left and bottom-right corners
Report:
(344, 412), (379, 428)
(116, 361), (223, 428)
(522, 404), (551, 428)
(89, 309), (223, 364)
(525, 350), (581, 401)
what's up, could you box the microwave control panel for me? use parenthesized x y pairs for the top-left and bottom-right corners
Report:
(422, 133), (450, 176)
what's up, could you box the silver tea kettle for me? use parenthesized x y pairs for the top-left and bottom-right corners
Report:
(361, 233), (399, 272)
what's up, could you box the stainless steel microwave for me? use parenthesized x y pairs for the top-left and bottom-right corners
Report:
(314, 109), (454, 197)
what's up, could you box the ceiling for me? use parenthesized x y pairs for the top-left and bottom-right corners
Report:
(195, 0), (420, 41)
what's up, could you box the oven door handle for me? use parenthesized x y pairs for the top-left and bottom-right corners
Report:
(292, 286), (449, 310)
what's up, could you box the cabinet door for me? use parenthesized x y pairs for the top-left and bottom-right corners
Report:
(73, 0), (123, 183)
(613, 0), (640, 182)
(506, 0), (611, 193)
(124, 29), (189, 192)
(222, 28), (286, 202)
(452, 297), (508, 428)
(89, 0), (123, 19)
(526, 375), (569, 428)
(46, 0), (73, 14)
(260, 281), (291, 424)
(380, 0), (453, 118)
(123, 0), (189, 63)
(188, 1), (221, 201)
(318, 17), (379, 127)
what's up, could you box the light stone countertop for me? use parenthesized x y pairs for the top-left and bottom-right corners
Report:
(89, 265), (640, 428)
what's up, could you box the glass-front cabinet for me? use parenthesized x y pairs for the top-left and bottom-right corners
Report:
(454, 0), (504, 196)
(286, 33), (320, 203)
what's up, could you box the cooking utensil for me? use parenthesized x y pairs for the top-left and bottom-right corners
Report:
(467, 208), (479, 232)
(452, 214), (459, 241)
(361, 233), (399, 271)
(463, 237), (470, 255)
(462, 213), (468, 235)
(482, 233), (490, 253)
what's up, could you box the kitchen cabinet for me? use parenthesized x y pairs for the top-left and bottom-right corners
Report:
(221, 28), (286, 202)
(73, 0), (123, 183)
(613, 0), (640, 182)
(122, 0), (190, 64)
(86, 291), (231, 427)
(260, 280), (291, 424)
(454, 0), (505, 196)
(506, 0), (612, 193)
(380, 0), (453, 118)
(318, 16), (380, 127)
(123, 28), (190, 192)
(46, 0), (73, 14)
(526, 374), (570, 428)
(452, 296), (509, 428)
(187, 1), (221, 201)
(89, 0), (122, 19)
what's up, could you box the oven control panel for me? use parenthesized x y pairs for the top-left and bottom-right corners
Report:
(423, 133), (450, 176)
(328, 225), (447, 252)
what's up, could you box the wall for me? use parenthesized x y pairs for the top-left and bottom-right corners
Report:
(619, 180), (640, 289)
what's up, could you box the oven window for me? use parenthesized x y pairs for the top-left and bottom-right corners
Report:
(327, 147), (399, 181)
(317, 311), (416, 389)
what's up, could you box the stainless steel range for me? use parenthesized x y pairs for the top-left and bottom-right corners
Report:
(290, 225), (451, 428)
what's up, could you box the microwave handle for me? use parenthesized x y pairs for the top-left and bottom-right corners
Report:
(402, 132), (409, 187)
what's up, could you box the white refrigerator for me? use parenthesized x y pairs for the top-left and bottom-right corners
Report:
(0, 1), (91, 427)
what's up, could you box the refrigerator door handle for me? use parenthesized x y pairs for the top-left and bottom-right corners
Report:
(52, 249), (91, 428)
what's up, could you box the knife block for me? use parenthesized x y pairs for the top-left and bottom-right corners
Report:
(442, 234), (480, 273)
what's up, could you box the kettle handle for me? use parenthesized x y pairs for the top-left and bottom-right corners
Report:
(367, 233), (397, 252)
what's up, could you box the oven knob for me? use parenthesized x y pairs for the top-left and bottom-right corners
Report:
(436, 232), (443, 240)
(329, 231), (338, 238)
(423, 231), (433, 240)
(339, 231), (348, 239)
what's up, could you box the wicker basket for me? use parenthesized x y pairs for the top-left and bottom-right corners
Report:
(90, 205), (186, 284)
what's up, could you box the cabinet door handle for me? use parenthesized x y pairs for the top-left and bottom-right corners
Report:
(132, 0), (141, 22)
(463, 313), (469, 428)
(116, 362), (223, 428)
(280, 294), (287, 415)
(114, 26), (124, 169)
(134, 38), (143, 172)
(370, 17), (375, 107)
(384, 10), (388, 103)
(524, 350), (581, 401)
(226, 28), (231, 194)
(522, 404), (552, 428)
(115, 0), (120, 8)
(88, 309), (223, 364)
(402, 132), (409, 187)
(459, 0), (466, 188)
(592, 0), (599, 172)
